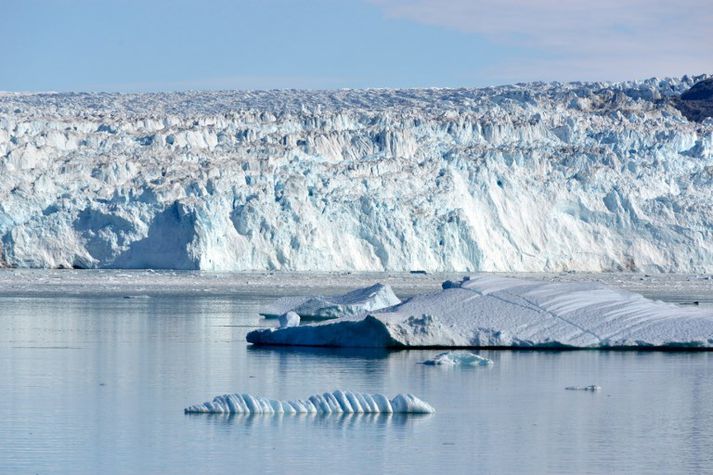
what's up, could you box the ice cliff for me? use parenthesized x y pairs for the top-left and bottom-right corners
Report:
(1, 75), (712, 271)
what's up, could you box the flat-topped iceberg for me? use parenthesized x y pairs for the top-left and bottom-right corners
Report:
(422, 351), (493, 366)
(259, 283), (400, 320)
(247, 275), (713, 349)
(184, 390), (435, 414)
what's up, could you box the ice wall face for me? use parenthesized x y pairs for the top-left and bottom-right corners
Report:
(1, 76), (712, 271)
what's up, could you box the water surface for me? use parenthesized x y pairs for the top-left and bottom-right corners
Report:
(1, 280), (712, 474)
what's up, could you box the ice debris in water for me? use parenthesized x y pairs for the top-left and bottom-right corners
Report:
(421, 351), (493, 366)
(260, 283), (400, 320)
(184, 390), (435, 414)
(278, 311), (300, 328)
(565, 385), (602, 391)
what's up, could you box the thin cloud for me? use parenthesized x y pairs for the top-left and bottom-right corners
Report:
(369, 0), (713, 81)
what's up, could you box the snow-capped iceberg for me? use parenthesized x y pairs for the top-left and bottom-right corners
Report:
(246, 275), (713, 348)
(422, 351), (493, 366)
(2, 76), (713, 272)
(184, 390), (435, 414)
(260, 283), (401, 320)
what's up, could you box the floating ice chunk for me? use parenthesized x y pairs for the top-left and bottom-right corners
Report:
(422, 351), (493, 366)
(565, 385), (602, 391)
(184, 390), (434, 414)
(247, 275), (713, 349)
(278, 311), (300, 328)
(260, 284), (401, 320)
(390, 394), (436, 414)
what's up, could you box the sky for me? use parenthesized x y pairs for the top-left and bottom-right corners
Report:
(3, 0), (712, 92)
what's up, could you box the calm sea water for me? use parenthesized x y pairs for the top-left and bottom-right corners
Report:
(1, 290), (712, 474)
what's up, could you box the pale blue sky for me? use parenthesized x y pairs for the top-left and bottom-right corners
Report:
(4, 0), (711, 92)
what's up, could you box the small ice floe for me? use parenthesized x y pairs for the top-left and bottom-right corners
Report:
(259, 283), (401, 320)
(278, 311), (300, 328)
(565, 385), (601, 391)
(185, 390), (435, 414)
(421, 351), (493, 367)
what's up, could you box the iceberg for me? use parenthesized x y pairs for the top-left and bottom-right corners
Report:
(2, 76), (713, 273)
(247, 275), (713, 349)
(421, 351), (493, 366)
(184, 390), (435, 414)
(260, 283), (401, 320)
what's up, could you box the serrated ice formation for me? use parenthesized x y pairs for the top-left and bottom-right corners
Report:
(184, 390), (435, 414)
(1, 75), (712, 271)
(246, 275), (713, 348)
(260, 283), (401, 319)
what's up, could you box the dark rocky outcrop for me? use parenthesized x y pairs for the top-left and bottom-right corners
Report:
(673, 78), (713, 122)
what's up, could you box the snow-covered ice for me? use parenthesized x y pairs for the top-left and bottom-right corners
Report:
(1, 76), (712, 272)
(184, 390), (435, 414)
(246, 275), (713, 348)
(278, 311), (301, 328)
(260, 283), (400, 320)
(421, 351), (493, 366)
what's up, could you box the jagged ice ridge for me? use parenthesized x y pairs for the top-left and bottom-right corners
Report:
(1, 75), (712, 271)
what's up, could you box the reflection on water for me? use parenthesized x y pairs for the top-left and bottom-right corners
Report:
(247, 344), (393, 360)
(1, 293), (712, 474)
(190, 412), (431, 431)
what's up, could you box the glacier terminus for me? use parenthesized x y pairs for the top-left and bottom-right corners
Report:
(1, 76), (712, 272)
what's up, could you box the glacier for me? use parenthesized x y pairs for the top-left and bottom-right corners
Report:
(1, 75), (712, 272)
(246, 275), (713, 348)
(184, 390), (435, 414)
(260, 283), (401, 319)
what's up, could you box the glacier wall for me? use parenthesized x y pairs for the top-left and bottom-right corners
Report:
(1, 76), (712, 272)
